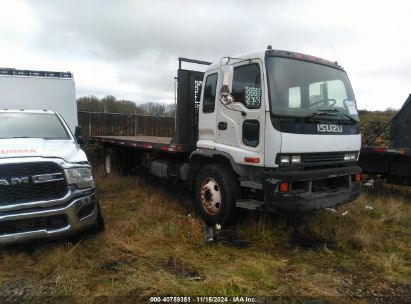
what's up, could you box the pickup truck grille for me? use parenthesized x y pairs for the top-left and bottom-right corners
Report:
(0, 162), (67, 206)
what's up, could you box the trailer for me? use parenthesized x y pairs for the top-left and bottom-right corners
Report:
(359, 94), (411, 185)
(93, 50), (362, 227)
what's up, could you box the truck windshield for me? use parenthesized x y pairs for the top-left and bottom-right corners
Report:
(266, 57), (358, 121)
(0, 113), (70, 139)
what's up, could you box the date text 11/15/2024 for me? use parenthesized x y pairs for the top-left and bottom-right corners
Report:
(149, 296), (257, 303)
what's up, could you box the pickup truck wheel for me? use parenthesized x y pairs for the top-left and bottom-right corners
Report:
(95, 202), (105, 232)
(105, 148), (120, 175)
(195, 164), (239, 227)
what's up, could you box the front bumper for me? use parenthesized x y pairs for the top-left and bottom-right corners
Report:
(0, 190), (98, 245)
(237, 166), (362, 212)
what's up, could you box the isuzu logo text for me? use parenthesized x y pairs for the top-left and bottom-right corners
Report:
(317, 124), (343, 133)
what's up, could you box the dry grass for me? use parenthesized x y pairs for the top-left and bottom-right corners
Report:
(0, 168), (410, 303)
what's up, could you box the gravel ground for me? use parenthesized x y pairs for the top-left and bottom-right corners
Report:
(0, 280), (70, 304)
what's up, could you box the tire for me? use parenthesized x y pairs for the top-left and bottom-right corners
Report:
(95, 202), (105, 232)
(194, 164), (240, 227)
(105, 148), (120, 175)
(67, 202), (105, 242)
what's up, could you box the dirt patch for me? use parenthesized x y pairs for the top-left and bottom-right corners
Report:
(100, 260), (121, 271)
(0, 280), (71, 304)
(214, 229), (250, 248)
(163, 256), (205, 281)
(288, 225), (332, 249)
(338, 274), (411, 304)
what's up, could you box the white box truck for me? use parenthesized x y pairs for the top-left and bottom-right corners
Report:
(0, 68), (104, 245)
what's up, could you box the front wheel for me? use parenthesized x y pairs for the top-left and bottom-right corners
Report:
(95, 202), (105, 232)
(194, 164), (240, 227)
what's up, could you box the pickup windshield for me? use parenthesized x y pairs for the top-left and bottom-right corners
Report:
(266, 57), (358, 121)
(0, 113), (70, 139)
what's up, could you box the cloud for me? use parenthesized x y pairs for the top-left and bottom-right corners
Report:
(1, 0), (410, 109)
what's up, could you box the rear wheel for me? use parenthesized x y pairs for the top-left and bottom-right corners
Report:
(194, 164), (240, 227)
(105, 148), (120, 175)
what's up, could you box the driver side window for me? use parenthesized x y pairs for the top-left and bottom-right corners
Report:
(232, 63), (262, 109)
(202, 73), (218, 113)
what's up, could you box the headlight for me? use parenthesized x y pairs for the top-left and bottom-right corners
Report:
(64, 168), (94, 189)
(344, 153), (357, 161)
(280, 155), (290, 164)
(279, 155), (301, 164)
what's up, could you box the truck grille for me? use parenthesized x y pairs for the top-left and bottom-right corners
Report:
(0, 162), (67, 206)
(303, 152), (346, 164)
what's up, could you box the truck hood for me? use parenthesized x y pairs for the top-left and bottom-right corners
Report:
(281, 133), (361, 153)
(0, 138), (88, 163)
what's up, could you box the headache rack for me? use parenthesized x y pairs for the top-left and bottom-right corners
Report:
(90, 57), (212, 154)
(172, 58), (211, 147)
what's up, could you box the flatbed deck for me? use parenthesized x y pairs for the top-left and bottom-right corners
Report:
(90, 136), (194, 153)
(359, 146), (411, 185)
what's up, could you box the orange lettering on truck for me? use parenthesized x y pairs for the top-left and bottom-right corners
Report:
(0, 149), (37, 154)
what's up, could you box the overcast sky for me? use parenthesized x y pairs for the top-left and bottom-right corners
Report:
(0, 0), (409, 110)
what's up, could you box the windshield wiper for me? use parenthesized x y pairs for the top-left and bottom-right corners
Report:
(316, 109), (358, 123)
(303, 111), (339, 121)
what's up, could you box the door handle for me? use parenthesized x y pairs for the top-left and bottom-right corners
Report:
(218, 121), (227, 130)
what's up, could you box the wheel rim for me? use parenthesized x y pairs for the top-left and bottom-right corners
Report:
(200, 178), (221, 215)
(105, 154), (111, 174)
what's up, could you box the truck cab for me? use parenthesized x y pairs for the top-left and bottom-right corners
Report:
(190, 48), (362, 225)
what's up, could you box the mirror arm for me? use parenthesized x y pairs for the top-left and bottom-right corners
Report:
(220, 95), (233, 105)
(76, 136), (84, 145)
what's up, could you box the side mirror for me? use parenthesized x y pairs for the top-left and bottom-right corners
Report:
(220, 64), (233, 96)
(74, 126), (84, 144)
(74, 126), (81, 137)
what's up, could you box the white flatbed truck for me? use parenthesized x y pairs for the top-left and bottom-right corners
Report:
(93, 48), (362, 226)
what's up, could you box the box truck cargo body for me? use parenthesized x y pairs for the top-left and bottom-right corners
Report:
(0, 69), (77, 133)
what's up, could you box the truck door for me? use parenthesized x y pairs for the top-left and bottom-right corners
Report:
(197, 71), (219, 149)
(215, 60), (265, 165)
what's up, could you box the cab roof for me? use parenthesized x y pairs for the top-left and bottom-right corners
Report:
(206, 48), (343, 72)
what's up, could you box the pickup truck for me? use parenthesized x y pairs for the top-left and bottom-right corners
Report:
(0, 68), (103, 244)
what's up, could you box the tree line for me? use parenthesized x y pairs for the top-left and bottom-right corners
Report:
(78, 95), (400, 147)
(359, 109), (397, 146)
(77, 95), (176, 117)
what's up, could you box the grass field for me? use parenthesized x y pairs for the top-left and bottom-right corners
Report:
(0, 169), (410, 303)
